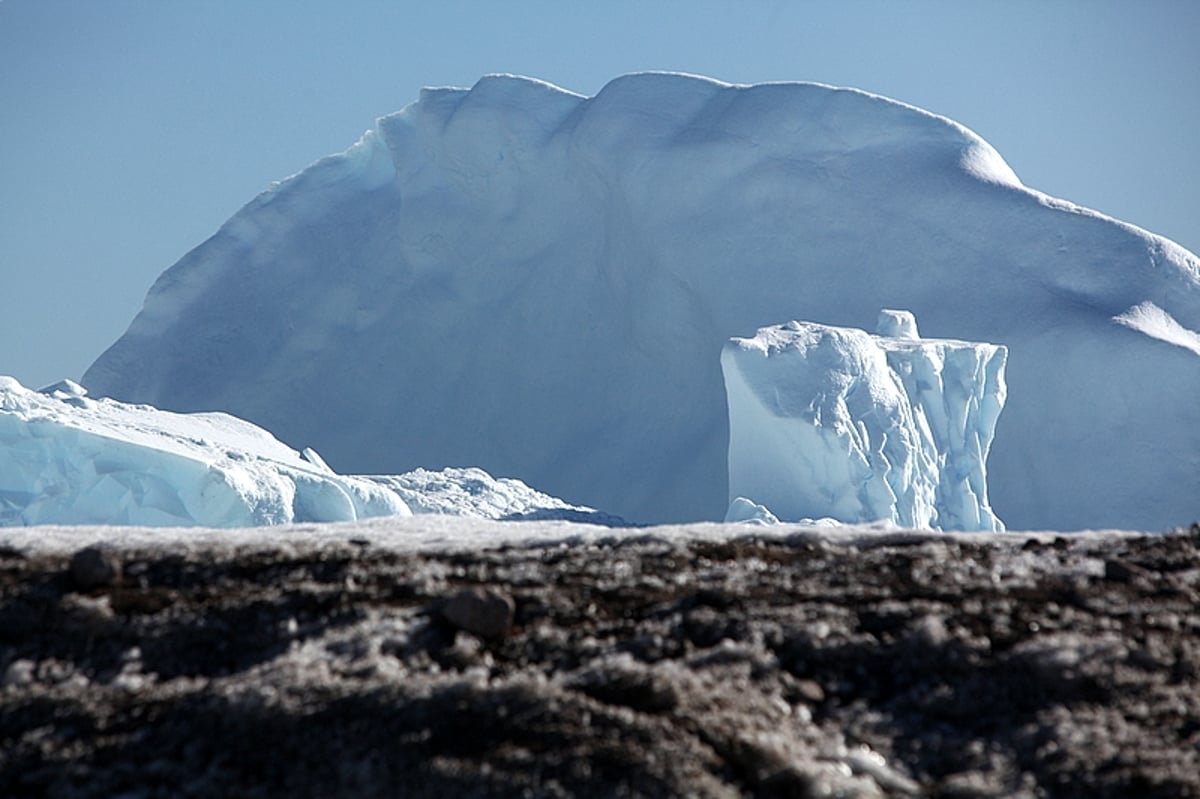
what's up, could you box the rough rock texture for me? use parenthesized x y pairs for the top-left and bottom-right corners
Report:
(2, 526), (1198, 798)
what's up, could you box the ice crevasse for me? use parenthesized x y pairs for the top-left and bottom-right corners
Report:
(722, 311), (1007, 531)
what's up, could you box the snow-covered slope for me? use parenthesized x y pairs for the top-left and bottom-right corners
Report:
(722, 312), (1006, 531)
(84, 73), (1200, 529)
(0, 377), (598, 528)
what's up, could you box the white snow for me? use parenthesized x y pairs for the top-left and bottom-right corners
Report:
(82, 72), (1200, 531)
(722, 313), (1006, 531)
(0, 377), (602, 529)
(1113, 301), (1200, 358)
(0, 515), (1149, 563)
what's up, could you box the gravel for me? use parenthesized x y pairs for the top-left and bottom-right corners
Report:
(1, 523), (1197, 797)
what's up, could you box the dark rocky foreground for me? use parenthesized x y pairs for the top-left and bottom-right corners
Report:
(1, 524), (1198, 798)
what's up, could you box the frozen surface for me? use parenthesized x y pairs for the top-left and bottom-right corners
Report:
(722, 313), (1006, 531)
(83, 73), (1200, 529)
(0, 514), (1149, 561)
(0, 377), (599, 528)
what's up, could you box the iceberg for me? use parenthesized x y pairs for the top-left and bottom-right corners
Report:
(722, 312), (1006, 531)
(0, 377), (600, 528)
(0, 377), (408, 527)
(365, 468), (627, 525)
(723, 496), (782, 526)
(83, 73), (1200, 529)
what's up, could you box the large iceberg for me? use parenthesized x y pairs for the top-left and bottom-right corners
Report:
(722, 311), (1006, 531)
(83, 73), (1200, 529)
(0, 377), (598, 528)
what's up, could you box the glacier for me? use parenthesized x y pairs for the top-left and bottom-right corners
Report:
(82, 73), (1200, 530)
(722, 311), (1006, 531)
(0, 377), (597, 528)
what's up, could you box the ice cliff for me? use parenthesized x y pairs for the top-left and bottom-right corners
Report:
(0, 377), (595, 528)
(83, 73), (1200, 529)
(722, 311), (1006, 531)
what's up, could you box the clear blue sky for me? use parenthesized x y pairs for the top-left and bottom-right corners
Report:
(2, 0), (1197, 389)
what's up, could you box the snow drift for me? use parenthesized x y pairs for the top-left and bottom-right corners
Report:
(722, 311), (1006, 531)
(0, 377), (596, 528)
(83, 73), (1200, 529)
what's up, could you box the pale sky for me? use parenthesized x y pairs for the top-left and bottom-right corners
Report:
(2, 0), (1197, 388)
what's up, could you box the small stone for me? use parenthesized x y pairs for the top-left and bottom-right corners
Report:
(794, 678), (826, 704)
(1104, 559), (1148, 583)
(59, 593), (114, 624)
(3, 659), (36, 687)
(440, 586), (515, 641)
(70, 545), (122, 590)
(569, 655), (681, 713)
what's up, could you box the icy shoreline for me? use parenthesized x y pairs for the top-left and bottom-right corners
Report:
(0, 514), (1164, 559)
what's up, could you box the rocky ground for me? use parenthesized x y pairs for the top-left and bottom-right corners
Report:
(1, 523), (1198, 798)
